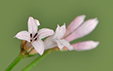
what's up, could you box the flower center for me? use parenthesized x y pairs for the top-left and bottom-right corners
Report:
(30, 33), (38, 42)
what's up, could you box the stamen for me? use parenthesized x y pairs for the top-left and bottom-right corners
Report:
(30, 39), (32, 42)
(33, 33), (38, 38)
(34, 38), (37, 41)
(30, 34), (32, 37)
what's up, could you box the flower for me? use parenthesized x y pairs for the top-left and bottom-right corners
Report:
(64, 15), (99, 51)
(14, 17), (54, 55)
(44, 24), (73, 50)
(44, 15), (99, 51)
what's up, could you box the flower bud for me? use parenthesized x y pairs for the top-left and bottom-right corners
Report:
(20, 40), (38, 56)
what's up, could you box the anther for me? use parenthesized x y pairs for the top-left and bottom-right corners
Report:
(30, 34), (32, 37)
(33, 33), (38, 38)
(30, 39), (32, 42)
(34, 38), (37, 41)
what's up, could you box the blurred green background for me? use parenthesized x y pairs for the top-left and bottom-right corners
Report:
(0, 0), (113, 71)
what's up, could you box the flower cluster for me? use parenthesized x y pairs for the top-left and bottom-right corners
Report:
(15, 15), (99, 55)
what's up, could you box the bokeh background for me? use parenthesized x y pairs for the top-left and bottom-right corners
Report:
(0, 0), (112, 71)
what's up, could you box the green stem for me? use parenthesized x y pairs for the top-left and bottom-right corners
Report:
(5, 53), (24, 71)
(22, 49), (53, 71)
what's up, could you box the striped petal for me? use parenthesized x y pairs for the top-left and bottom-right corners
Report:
(65, 15), (86, 36)
(72, 41), (99, 51)
(44, 37), (57, 50)
(53, 24), (66, 39)
(53, 39), (64, 50)
(59, 39), (73, 50)
(14, 31), (30, 42)
(31, 39), (44, 55)
(35, 19), (40, 26)
(53, 39), (73, 50)
(28, 17), (38, 35)
(65, 18), (98, 42)
(38, 28), (54, 39)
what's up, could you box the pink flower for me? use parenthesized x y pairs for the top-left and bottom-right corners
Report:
(44, 15), (99, 51)
(64, 15), (99, 51)
(14, 17), (54, 55)
(44, 24), (73, 50)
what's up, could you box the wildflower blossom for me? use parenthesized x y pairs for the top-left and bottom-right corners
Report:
(15, 17), (54, 55)
(44, 24), (73, 50)
(45, 15), (99, 51)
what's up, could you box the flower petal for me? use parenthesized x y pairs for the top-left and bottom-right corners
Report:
(65, 18), (98, 42)
(53, 39), (73, 50)
(35, 19), (40, 26)
(38, 28), (54, 39)
(28, 17), (38, 35)
(65, 15), (86, 36)
(31, 39), (44, 55)
(54, 39), (64, 50)
(59, 39), (73, 50)
(53, 24), (66, 39)
(53, 24), (60, 38)
(44, 37), (57, 50)
(14, 31), (30, 42)
(72, 41), (99, 51)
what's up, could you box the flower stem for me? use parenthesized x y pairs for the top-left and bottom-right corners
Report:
(22, 49), (53, 71)
(5, 53), (24, 71)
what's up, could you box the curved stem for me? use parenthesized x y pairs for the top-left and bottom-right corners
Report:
(22, 49), (53, 71)
(5, 53), (24, 71)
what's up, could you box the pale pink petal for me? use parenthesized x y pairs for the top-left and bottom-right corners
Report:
(31, 39), (44, 55)
(59, 39), (73, 50)
(28, 17), (38, 35)
(38, 28), (54, 39)
(44, 37), (57, 50)
(54, 39), (64, 50)
(72, 41), (99, 51)
(53, 24), (66, 39)
(53, 24), (60, 39)
(65, 18), (98, 42)
(65, 15), (86, 36)
(35, 19), (40, 26)
(14, 31), (30, 42)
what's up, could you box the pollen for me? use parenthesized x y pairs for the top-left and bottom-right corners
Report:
(34, 38), (37, 41)
(33, 33), (38, 38)
(30, 34), (32, 37)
